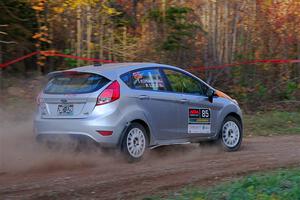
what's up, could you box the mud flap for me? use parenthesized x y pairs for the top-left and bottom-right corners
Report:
(117, 122), (131, 149)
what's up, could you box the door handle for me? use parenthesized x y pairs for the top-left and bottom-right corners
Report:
(179, 99), (189, 103)
(138, 95), (150, 100)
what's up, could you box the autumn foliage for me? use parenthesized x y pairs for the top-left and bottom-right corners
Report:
(0, 0), (299, 109)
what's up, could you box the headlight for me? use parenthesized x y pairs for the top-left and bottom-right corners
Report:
(215, 90), (238, 104)
(231, 99), (239, 105)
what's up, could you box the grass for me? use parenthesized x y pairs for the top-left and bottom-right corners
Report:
(144, 112), (300, 200)
(145, 168), (300, 200)
(244, 111), (300, 136)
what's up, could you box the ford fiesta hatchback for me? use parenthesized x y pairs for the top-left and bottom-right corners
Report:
(34, 63), (243, 161)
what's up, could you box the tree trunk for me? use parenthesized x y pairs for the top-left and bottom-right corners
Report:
(99, 16), (105, 60)
(122, 26), (127, 61)
(0, 44), (3, 90)
(206, 0), (214, 82)
(218, 2), (224, 65)
(161, 0), (166, 37)
(86, 4), (92, 60)
(108, 28), (113, 61)
(76, 6), (82, 66)
(224, 1), (229, 64)
(48, 19), (54, 72)
(212, 1), (217, 65)
(297, 40), (300, 84)
(131, 0), (138, 31)
(231, 8), (238, 63)
(111, 29), (115, 61)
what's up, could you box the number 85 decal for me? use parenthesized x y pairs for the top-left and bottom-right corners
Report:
(201, 109), (210, 118)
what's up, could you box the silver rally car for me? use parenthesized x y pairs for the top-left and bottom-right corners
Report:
(34, 63), (243, 161)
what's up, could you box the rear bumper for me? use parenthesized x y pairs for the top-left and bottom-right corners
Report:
(34, 111), (126, 147)
(36, 133), (102, 149)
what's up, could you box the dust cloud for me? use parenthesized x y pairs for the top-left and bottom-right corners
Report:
(0, 107), (222, 175)
(0, 109), (117, 174)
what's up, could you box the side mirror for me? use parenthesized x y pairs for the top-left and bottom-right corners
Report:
(206, 88), (215, 103)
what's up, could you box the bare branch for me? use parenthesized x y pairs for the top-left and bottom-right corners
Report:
(0, 31), (7, 35)
(0, 40), (17, 44)
(0, 1), (29, 22)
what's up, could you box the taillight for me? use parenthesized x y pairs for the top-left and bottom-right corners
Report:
(96, 80), (120, 106)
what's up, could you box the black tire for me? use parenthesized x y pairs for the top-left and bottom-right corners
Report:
(219, 116), (243, 151)
(121, 122), (148, 162)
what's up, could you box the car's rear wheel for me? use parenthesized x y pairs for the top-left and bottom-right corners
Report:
(220, 116), (242, 151)
(121, 123), (148, 162)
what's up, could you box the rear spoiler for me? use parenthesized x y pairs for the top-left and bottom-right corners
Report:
(46, 70), (82, 79)
(46, 71), (63, 79)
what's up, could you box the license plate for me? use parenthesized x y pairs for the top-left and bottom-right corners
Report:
(57, 104), (74, 115)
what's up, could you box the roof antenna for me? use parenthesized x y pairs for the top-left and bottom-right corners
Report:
(93, 55), (102, 67)
(94, 62), (102, 67)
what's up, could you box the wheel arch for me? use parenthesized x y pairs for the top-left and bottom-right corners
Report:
(117, 118), (154, 148)
(225, 112), (243, 129)
(130, 119), (151, 143)
(215, 107), (243, 139)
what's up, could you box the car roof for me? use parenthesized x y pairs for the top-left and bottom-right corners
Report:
(69, 62), (180, 79)
(47, 62), (214, 90)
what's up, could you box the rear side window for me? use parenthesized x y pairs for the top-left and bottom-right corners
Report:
(132, 69), (166, 91)
(120, 73), (132, 87)
(44, 72), (110, 94)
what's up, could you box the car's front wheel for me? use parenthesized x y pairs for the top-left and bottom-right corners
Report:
(121, 123), (148, 162)
(220, 116), (242, 151)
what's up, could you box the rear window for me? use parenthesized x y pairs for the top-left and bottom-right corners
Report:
(44, 72), (110, 94)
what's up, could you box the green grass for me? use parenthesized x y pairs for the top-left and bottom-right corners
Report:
(244, 111), (300, 136)
(145, 168), (300, 200)
(144, 112), (300, 200)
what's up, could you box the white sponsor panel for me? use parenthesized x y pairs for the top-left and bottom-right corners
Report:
(188, 124), (211, 134)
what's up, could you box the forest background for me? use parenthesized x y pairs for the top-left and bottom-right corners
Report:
(0, 0), (299, 110)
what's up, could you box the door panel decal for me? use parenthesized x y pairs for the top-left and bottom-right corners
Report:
(188, 108), (211, 134)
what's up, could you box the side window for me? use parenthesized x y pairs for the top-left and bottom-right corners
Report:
(120, 73), (131, 87)
(132, 69), (166, 91)
(163, 69), (208, 96)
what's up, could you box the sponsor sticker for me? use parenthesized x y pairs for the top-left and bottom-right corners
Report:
(133, 71), (143, 80)
(188, 108), (211, 134)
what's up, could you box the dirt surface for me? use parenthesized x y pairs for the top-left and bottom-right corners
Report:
(1, 75), (299, 200)
(1, 134), (300, 200)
